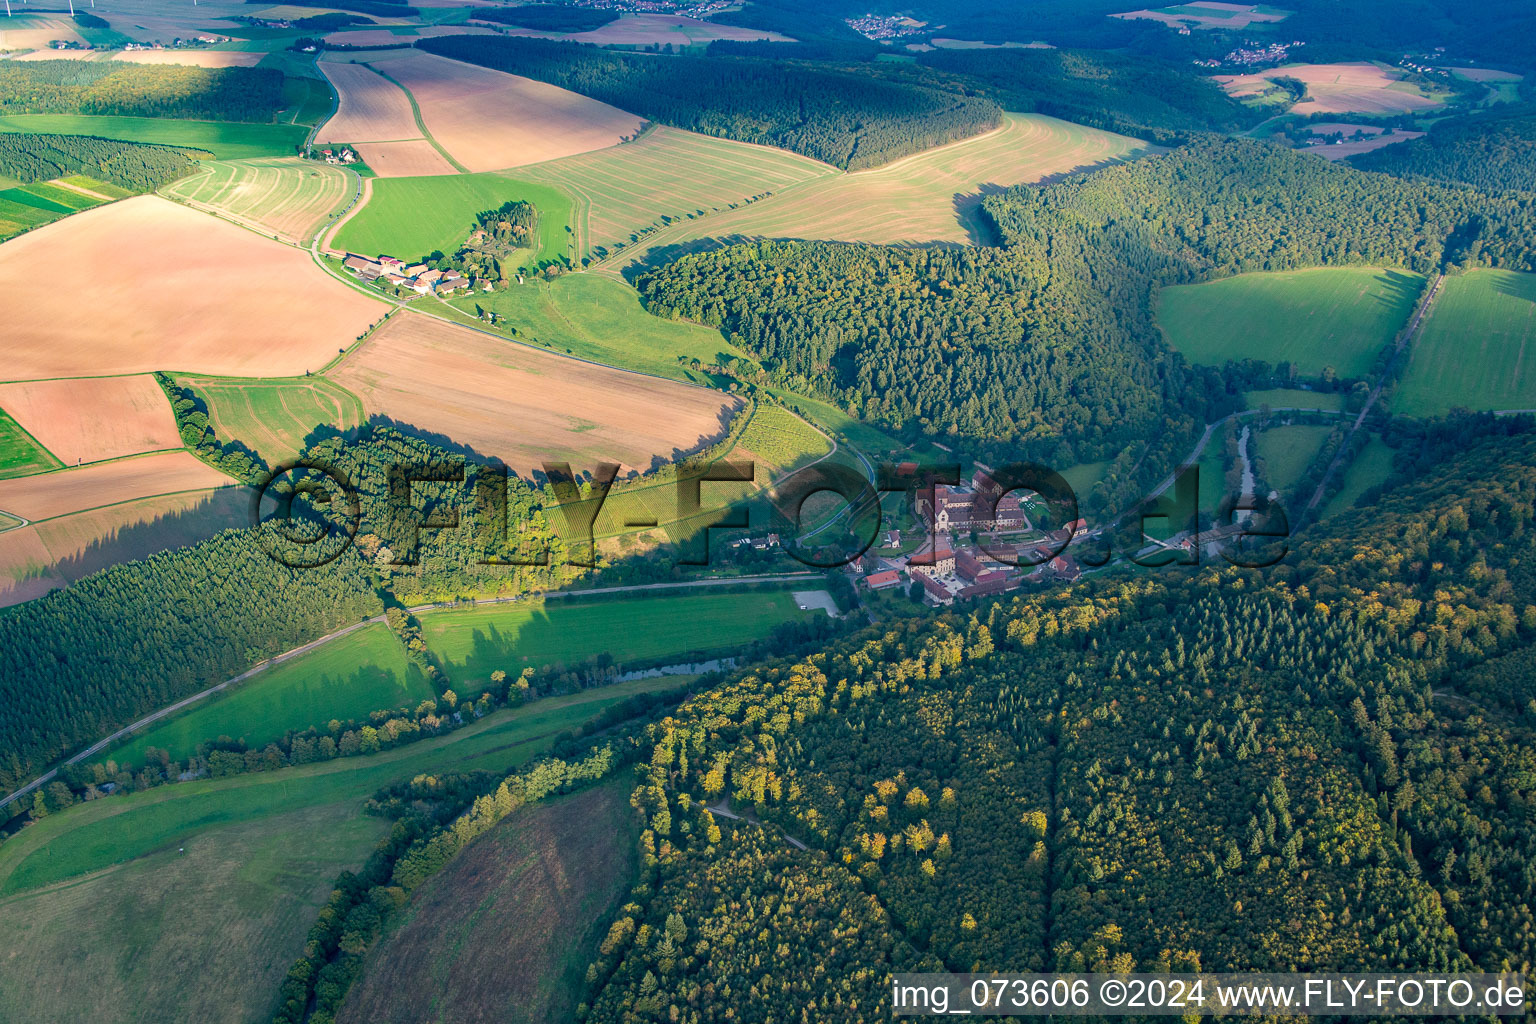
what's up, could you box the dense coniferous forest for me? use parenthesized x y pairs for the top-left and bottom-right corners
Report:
(416, 36), (1002, 170)
(0, 133), (203, 191)
(982, 138), (1536, 275)
(0, 61), (284, 122)
(914, 48), (1261, 144)
(638, 239), (1204, 470)
(1349, 110), (1536, 192)
(566, 425), (1536, 1020)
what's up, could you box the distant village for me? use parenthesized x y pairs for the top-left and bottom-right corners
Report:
(342, 253), (488, 296)
(1192, 39), (1303, 69)
(50, 34), (230, 51)
(845, 13), (928, 41)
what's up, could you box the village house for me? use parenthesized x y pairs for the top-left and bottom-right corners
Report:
(862, 569), (902, 591)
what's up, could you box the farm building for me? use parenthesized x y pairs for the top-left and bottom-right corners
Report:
(862, 569), (902, 590)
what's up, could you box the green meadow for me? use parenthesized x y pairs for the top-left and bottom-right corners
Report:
(0, 115), (306, 160)
(422, 589), (816, 693)
(0, 408), (62, 479)
(1323, 436), (1396, 519)
(449, 272), (752, 385)
(1254, 423), (1335, 496)
(98, 623), (435, 769)
(1395, 270), (1536, 416)
(333, 172), (574, 266)
(180, 374), (366, 465)
(1156, 267), (1424, 378)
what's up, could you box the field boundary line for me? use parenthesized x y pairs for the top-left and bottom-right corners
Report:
(370, 65), (471, 174)
(1, 482), (242, 530)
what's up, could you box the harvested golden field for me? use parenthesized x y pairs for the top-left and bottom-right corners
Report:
(0, 375), (181, 466)
(1218, 62), (1444, 114)
(488, 12), (791, 45)
(1301, 123), (1424, 160)
(353, 139), (457, 178)
(0, 17), (87, 49)
(316, 60), (421, 143)
(105, 49), (265, 67)
(0, 486), (245, 606)
(162, 157), (353, 243)
(379, 50), (644, 172)
(0, 196), (385, 380)
(0, 450), (233, 523)
(608, 113), (1152, 268)
(327, 311), (740, 474)
(10, 48), (98, 61)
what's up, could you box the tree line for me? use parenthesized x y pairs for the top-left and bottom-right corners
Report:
(417, 36), (1002, 171)
(0, 132), (204, 191)
(0, 60), (284, 122)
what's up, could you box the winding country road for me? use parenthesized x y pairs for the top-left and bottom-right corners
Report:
(0, 572), (818, 813)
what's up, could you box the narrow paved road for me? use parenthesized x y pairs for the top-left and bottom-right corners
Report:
(0, 572), (820, 812)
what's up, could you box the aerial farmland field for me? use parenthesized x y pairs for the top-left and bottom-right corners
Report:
(179, 375), (366, 465)
(0, 487), (247, 607)
(0, 408), (61, 479)
(421, 588), (815, 692)
(1155, 267), (1424, 378)
(0, 375), (181, 466)
(369, 50), (644, 172)
(515, 125), (838, 261)
(607, 114), (1153, 268)
(0, 450), (233, 522)
(446, 272), (756, 383)
(326, 311), (739, 473)
(1217, 62), (1445, 115)
(1396, 270), (1536, 415)
(162, 157), (354, 243)
(1, 196), (385, 380)
(331, 172), (574, 264)
(0, 115), (308, 159)
(316, 60), (423, 144)
(100, 622), (435, 768)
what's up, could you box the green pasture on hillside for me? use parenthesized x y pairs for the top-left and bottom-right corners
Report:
(333, 172), (573, 265)
(0, 115), (306, 160)
(449, 272), (752, 385)
(1395, 270), (1536, 416)
(1156, 267), (1423, 379)
(98, 623), (435, 768)
(423, 589), (816, 693)
(0, 408), (62, 478)
(1254, 423), (1335, 496)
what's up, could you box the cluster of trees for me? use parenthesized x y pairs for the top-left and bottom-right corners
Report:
(470, 4), (619, 32)
(417, 36), (1002, 170)
(914, 47), (1261, 144)
(0, 60), (284, 122)
(156, 374), (266, 483)
(0, 132), (203, 191)
(637, 239), (1209, 475)
(982, 137), (1536, 276)
(1350, 109), (1536, 192)
(469, 198), (537, 253)
(569, 420), (1536, 1018)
